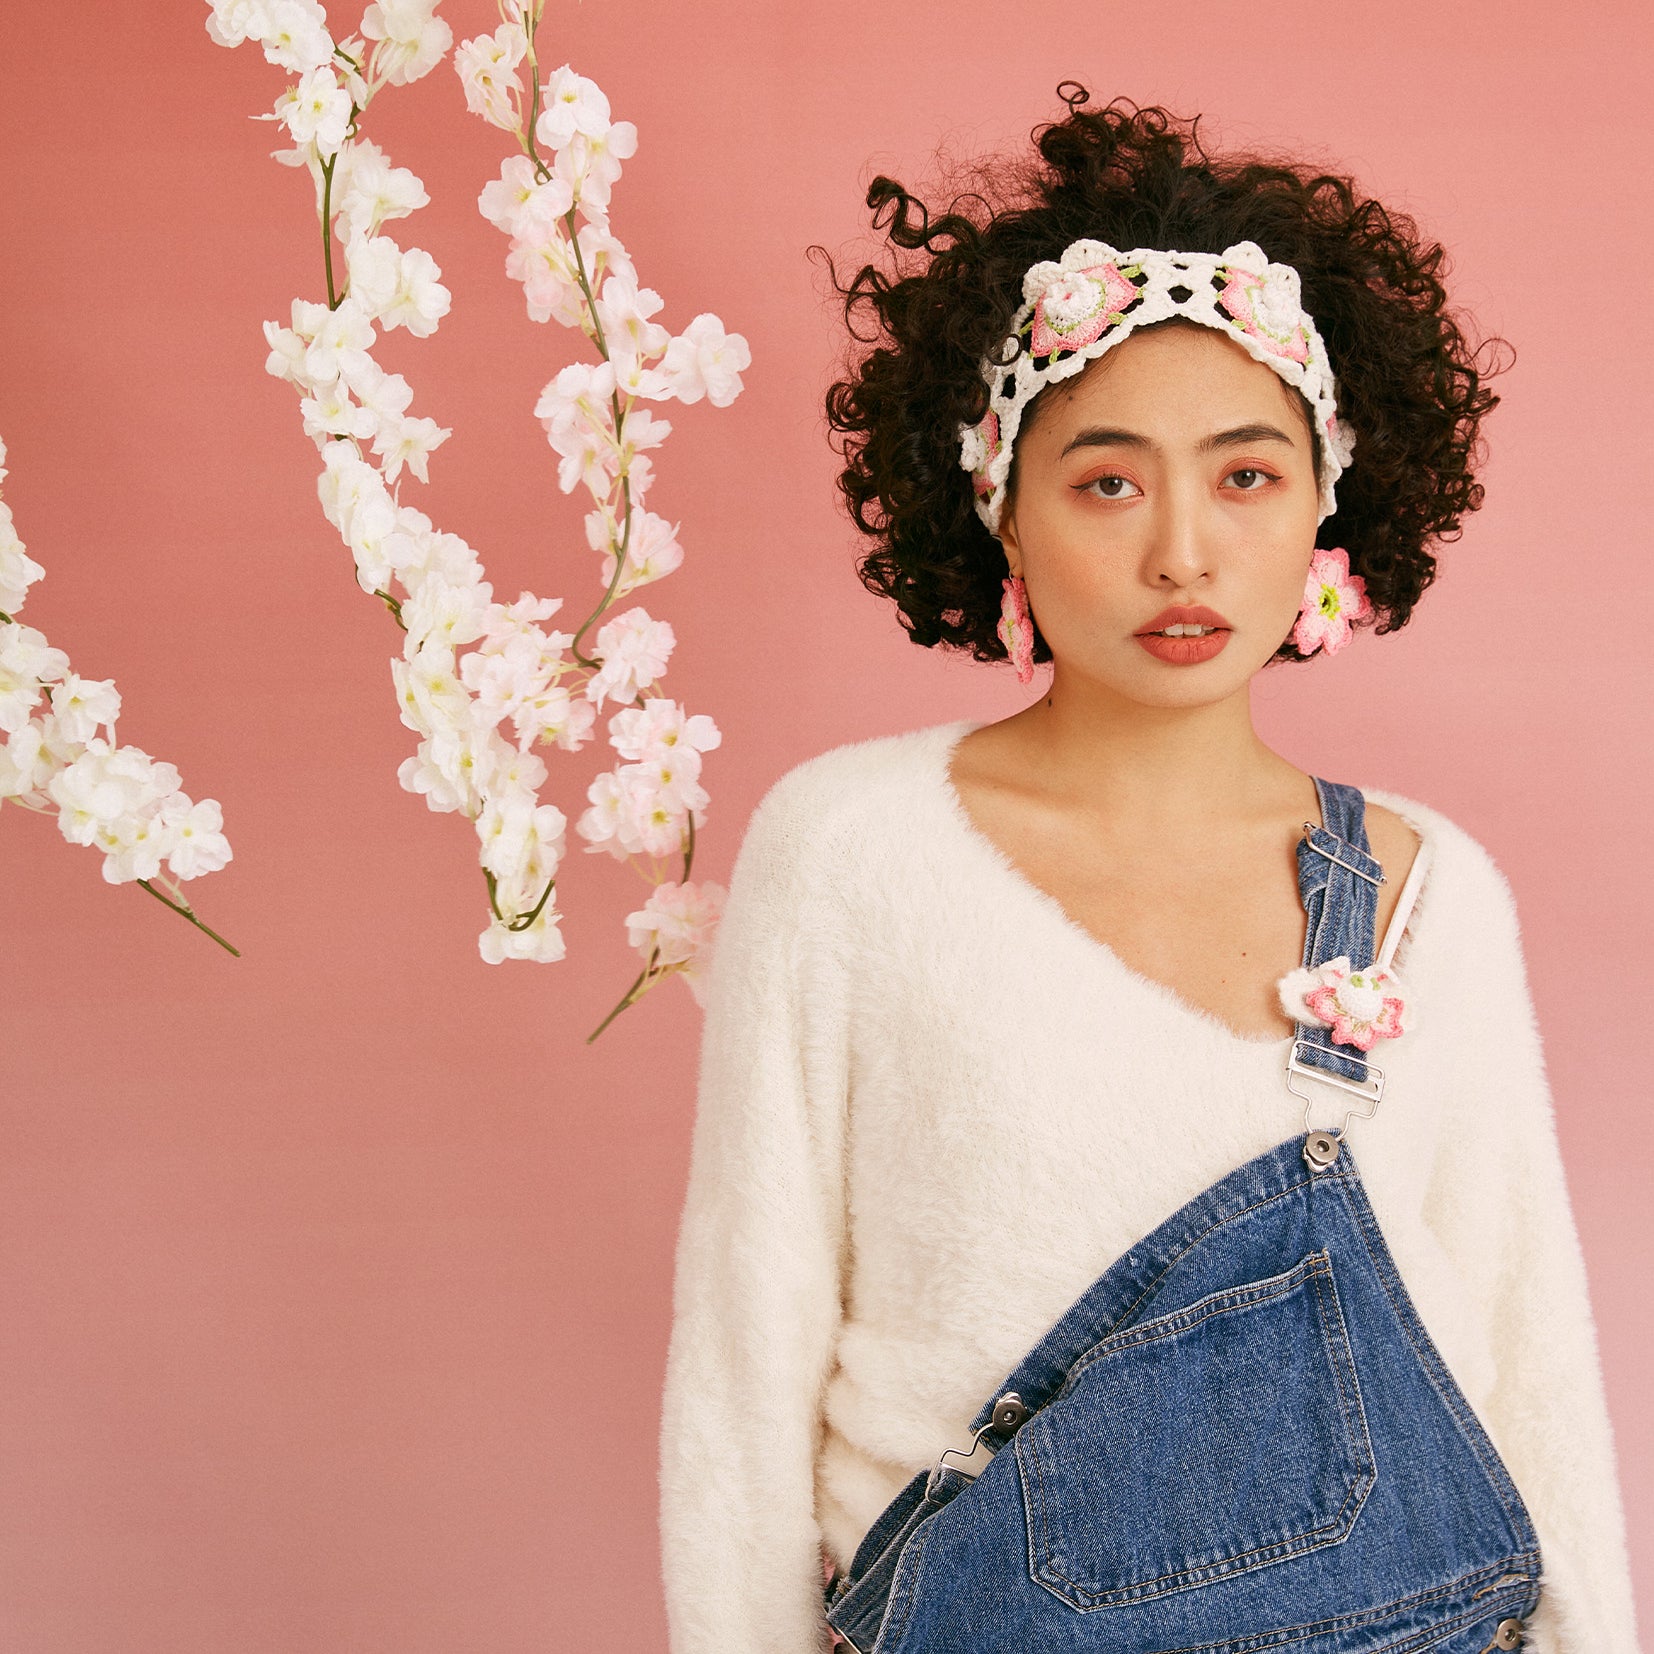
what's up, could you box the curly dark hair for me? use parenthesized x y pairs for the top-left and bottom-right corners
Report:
(818, 88), (1511, 668)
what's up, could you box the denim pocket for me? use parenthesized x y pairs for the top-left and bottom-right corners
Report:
(1014, 1247), (1376, 1611)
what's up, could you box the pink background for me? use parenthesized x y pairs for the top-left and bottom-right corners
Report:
(1, 1), (1648, 1648)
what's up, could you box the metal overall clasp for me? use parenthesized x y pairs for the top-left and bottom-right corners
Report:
(930, 1392), (1029, 1489)
(1288, 1039), (1384, 1168)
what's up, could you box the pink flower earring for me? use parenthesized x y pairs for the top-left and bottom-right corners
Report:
(1292, 546), (1373, 656)
(998, 573), (1036, 684)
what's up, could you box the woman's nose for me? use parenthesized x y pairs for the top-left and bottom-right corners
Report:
(1142, 483), (1214, 588)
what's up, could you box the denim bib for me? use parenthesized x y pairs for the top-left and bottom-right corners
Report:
(824, 779), (1542, 1654)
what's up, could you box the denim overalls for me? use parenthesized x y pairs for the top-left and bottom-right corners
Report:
(824, 779), (1543, 1654)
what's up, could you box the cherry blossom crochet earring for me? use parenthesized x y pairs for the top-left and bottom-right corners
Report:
(998, 572), (1036, 684)
(1292, 546), (1373, 656)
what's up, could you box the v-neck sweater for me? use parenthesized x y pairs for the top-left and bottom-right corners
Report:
(658, 718), (1639, 1654)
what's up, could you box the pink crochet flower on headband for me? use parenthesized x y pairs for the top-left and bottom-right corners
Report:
(1217, 265), (1312, 364)
(1278, 956), (1409, 1052)
(1027, 262), (1138, 359)
(1292, 546), (1372, 656)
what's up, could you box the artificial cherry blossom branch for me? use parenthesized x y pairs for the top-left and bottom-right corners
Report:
(0, 436), (236, 951)
(211, 0), (746, 1036)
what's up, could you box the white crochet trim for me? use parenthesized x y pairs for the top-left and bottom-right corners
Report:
(958, 239), (1357, 537)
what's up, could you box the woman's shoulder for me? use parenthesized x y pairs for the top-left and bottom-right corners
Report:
(1358, 782), (1528, 947)
(740, 718), (968, 856)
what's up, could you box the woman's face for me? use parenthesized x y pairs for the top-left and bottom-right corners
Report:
(998, 321), (1321, 707)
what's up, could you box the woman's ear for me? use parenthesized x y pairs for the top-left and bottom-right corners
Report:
(997, 502), (1022, 580)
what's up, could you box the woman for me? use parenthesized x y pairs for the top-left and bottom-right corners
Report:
(657, 93), (1639, 1653)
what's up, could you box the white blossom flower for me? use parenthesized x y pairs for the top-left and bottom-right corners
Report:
(205, 0), (275, 49)
(0, 512), (46, 613)
(372, 412), (450, 484)
(390, 644), (470, 736)
(47, 740), (181, 851)
(454, 22), (526, 131)
(360, 0), (453, 86)
(271, 65), (352, 157)
(156, 794), (234, 878)
(344, 232), (451, 337)
(0, 621), (70, 733)
(656, 313), (751, 407)
(299, 380), (378, 444)
(301, 295), (376, 386)
(0, 719), (52, 803)
(256, 0), (334, 73)
(533, 65), (615, 150)
(48, 672), (121, 744)
(332, 136), (429, 241)
(401, 571), (493, 656)
(584, 607), (675, 708)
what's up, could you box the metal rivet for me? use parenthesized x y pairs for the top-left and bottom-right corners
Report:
(992, 1392), (1029, 1433)
(1303, 1129), (1341, 1169)
(1495, 1619), (1525, 1650)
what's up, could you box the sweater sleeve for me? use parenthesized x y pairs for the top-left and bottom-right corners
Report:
(1421, 850), (1641, 1653)
(658, 777), (850, 1654)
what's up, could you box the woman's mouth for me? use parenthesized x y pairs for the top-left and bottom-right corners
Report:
(1133, 606), (1232, 665)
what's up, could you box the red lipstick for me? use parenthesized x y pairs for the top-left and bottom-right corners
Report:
(1133, 603), (1232, 666)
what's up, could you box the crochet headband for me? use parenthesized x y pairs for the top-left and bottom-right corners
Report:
(958, 238), (1356, 537)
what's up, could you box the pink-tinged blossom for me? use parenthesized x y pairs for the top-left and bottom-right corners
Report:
(624, 878), (727, 1004)
(575, 766), (690, 860)
(552, 124), (638, 219)
(1277, 955), (1409, 1050)
(585, 608), (674, 708)
(360, 0), (452, 87)
(511, 681), (596, 753)
(656, 314), (751, 407)
(587, 506), (682, 599)
(454, 23), (525, 131)
(607, 698), (721, 765)
(1291, 545), (1372, 657)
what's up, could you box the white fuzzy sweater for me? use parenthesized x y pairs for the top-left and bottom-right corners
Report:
(658, 718), (1640, 1653)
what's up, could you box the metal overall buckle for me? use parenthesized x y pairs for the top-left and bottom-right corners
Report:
(930, 1392), (1029, 1489)
(1288, 1039), (1384, 1168)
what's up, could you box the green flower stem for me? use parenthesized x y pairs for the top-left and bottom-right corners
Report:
(586, 946), (660, 1044)
(137, 877), (241, 956)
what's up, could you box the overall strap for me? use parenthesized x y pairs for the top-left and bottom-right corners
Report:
(1291, 776), (1385, 1093)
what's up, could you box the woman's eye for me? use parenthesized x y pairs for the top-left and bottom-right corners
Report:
(1224, 467), (1276, 491)
(1083, 474), (1141, 500)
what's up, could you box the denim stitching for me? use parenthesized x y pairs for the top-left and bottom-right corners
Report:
(1332, 1171), (1539, 1551)
(1137, 1555), (1539, 1653)
(1020, 1253), (1376, 1604)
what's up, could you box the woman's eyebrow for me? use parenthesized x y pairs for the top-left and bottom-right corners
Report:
(1060, 421), (1298, 457)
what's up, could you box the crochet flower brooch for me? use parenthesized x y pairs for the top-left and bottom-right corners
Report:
(1278, 956), (1409, 1052)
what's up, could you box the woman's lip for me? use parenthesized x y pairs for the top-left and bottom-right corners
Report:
(1135, 629), (1231, 665)
(1135, 605), (1232, 633)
